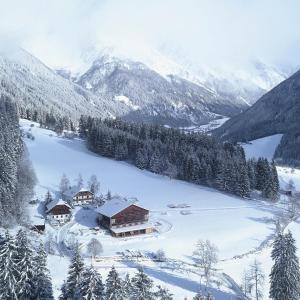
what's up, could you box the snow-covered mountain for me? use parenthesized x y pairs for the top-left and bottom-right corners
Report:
(0, 45), (287, 127)
(70, 47), (287, 125)
(214, 68), (300, 166)
(0, 47), (124, 120)
(74, 46), (287, 104)
(74, 54), (251, 126)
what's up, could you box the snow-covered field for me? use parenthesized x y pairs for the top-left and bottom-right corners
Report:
(242, 134), (283, 161)
(20, 120), (300, 299)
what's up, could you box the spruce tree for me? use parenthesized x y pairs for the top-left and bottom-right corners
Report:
(15, 229), (36, 300)
(131, 268), (154, 300)
(123, 273), (133, 299)
(154, 285), (173, 300)
(78, 266), (105, 300)
(270, 231), (300, 300)
(60, 244), (84, 300)
(105, 266), (124, 300)
(33, 242), (54, 300)
(0, 231), (19, 299)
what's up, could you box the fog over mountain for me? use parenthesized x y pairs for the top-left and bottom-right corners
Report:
(0, 0), (299, 73)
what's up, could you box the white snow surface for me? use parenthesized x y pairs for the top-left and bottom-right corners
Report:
(242, 134), (283, 161)
(20, 119), (300, 299)
(97, 197), (138, 217)
(114, 95), (140, 110)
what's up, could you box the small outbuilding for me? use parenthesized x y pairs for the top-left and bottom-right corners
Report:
(97, 197), (153, 238)
(46, 199), (71, 224)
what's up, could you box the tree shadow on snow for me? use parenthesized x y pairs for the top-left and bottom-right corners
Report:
(74, 207), (98, 228)
(122, 261), (238, 299)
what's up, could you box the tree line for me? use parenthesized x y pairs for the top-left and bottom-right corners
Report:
(0, 95), (37, 227)
(1, 228), (299, 300)
(79, 116), (279, 200)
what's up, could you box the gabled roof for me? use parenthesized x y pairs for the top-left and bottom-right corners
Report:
(46, 199), (71, 213)
(96, 197), (146, 218)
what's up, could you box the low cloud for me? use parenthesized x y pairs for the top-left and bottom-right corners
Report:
(0, 0), (299, 71)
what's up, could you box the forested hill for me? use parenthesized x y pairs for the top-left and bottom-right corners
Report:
(79, 116), (279, 200)
(214, 69), (300, 166)
(0, 95), (36, 226)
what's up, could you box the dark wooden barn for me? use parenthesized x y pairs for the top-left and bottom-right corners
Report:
(97, 197), (153, 237)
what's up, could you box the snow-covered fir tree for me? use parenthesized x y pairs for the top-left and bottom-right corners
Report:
(60, 244), (84, 300)
(270, 231), (300, 300)
(88, 175), (100, 195)
(78, 266), (105, 300)
(15, 229), (36, 299)
(60, 174), (70, 197)
(33, 242), (54, 300)
(76, 173), (84, 189)
(0, 231), (19, 299)
(131, 268), (154, 300)
(122, 273), (133, 299)
(154, 285), (173, 300)
(105, 266), (124, 300)
(193, 292), (214, 300)
(193, 292), (206, 300)
(80, 116), (280, 199)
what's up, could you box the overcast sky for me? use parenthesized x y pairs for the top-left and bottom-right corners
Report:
(0, 0), (299, 71)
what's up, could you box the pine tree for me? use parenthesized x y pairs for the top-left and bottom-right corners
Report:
(271, 161), (279, 193)
(0, 231), (19, 299)
(76, 173), (84, 189)
(15, 229), (36, 300)
(45, 191), (53, 205)
(60, 174), (70, 197)
(236, 162), (250, 198)
(154, 285), (173, 300)
(105, 266), (124, 300)
(123, 273), (133, 299)
(33, 242), (54, 300)
(135, 148), (148, 169)
(78, 266), (105, 300)
(270, 231), (300, 300)
(193, 292), (206, 300)
(60, 244), (84, 300)
(131, 268), (154, 300)
(88, 175), (100, 195)
(106, 190), (112, 201)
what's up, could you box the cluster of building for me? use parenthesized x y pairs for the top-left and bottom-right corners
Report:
(44, 188), (153, 238)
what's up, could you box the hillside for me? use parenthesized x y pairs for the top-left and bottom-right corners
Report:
(21, 118), (294, 299)
(214, 69), (300, 165)
(0, 47), (123, 121)
(73, 52), (287, 126)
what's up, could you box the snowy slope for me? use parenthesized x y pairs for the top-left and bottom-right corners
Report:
(78, 46), (287, 106)
(0, 47), (127, 120)
(242, 134), (283, 161)
(21, 119), (294, 299)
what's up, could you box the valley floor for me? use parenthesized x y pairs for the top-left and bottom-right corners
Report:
(20, 120), (300, 299)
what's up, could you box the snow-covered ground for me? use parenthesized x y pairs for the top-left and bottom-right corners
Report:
(20, 120), (300, 299)
(242, 134), (283, 161)
(180, 116), (230, 134)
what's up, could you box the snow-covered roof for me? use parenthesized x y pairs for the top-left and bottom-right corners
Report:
(46, 199), (71, 212)
(110, 222), (153, 234)
(96, 197), (145, 218)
